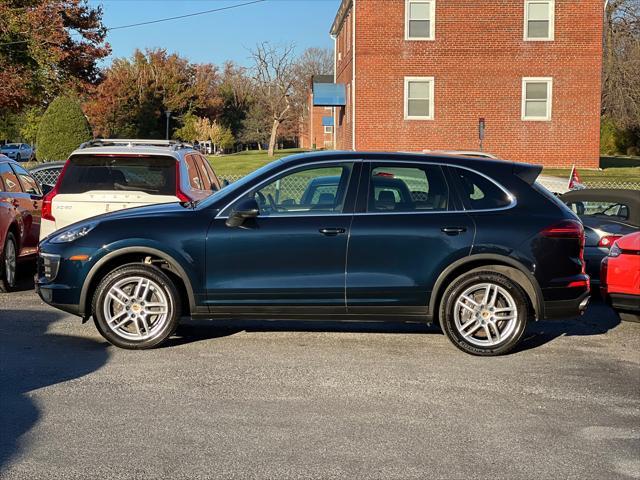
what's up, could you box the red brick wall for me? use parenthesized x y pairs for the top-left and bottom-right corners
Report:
(335, 7), (354, 151)
(338, 0), (602, 167)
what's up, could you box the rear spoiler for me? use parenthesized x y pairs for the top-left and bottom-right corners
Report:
(513, 163), (543, 185)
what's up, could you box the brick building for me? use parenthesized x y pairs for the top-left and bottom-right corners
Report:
(329, 0), (603, 167)
(300, 76), (335, 150)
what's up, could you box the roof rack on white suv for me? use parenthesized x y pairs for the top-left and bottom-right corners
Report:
(79, 139), (193, 150)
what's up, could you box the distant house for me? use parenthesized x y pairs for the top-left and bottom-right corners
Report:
(301, 75), (335, 150)
(326, 0), (603, 167)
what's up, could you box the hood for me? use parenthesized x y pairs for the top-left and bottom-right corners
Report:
(95, 200), (192, 222)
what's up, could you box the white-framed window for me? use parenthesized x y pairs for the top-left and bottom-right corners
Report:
(404, 77), (434, 120)
(522, 77), (553, 121)
(405, 0), (436, 41)
(524, 0), (554, 41)
(324, 126), (333, 134)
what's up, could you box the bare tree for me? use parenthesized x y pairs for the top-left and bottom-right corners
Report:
(250, 42), (296, 156)
(603, 0), (640, 131)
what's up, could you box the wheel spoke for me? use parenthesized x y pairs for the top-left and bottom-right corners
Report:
(459, 318), (477, 332)
(139, 315), (151, 333)
(488, 322), (501, 343)
(461, 323), (482, 338)
(489, 285), (499, 308)
(483, 324), (493, 343)
(457, 300), (476, 314)
(482, 285), (493, 306)
(107, 310), (127, 326)
(461, 295), (479, 307)
(113, 316), (133, 329)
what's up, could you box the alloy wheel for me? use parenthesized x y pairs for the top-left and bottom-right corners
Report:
(453, 282), (518, 347)
(103, 276), (171, 341)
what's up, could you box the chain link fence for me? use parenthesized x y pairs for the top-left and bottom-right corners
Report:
(28, 168), (640, 192)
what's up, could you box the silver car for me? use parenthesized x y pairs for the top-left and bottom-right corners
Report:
(0, 143), (34, 162)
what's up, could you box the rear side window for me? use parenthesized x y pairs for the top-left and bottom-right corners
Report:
(452, 168), (512, 210)
(0, 163), (22, 193)
(367, 164), (449, 212)
(11, 164), (41, 195)
(198, 155), (221, 191)
(58, 156), (176, 195)
(185, 155), (204, 190)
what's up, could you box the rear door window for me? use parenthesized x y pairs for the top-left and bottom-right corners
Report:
(197, 155), (220, 191)
(0, 163), (22, 193)
(451, 168), (512, 210)
(58, 156), (176, 195)
(366, 164), (449, 212)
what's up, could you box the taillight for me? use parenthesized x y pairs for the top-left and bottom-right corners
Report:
(42, 161), (69, 222)
(598, 235), (622, 248)
(542, 220), (586, 273)
(175, 161), (192, 202)
(541, 220), (584, 239)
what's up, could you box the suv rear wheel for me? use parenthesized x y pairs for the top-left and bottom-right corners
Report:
(440, 270), (529, 356)
(92, 264), (181, 349)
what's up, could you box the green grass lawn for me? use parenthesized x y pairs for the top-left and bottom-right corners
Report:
(208, 148), (307, 177)
(543, 166), (640, 183)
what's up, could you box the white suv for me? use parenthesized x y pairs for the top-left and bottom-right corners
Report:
(40, 139), (221, 240)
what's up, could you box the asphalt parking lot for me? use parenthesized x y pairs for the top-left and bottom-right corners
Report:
(1, 273), (639, 480)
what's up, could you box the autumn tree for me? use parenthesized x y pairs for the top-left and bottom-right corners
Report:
(219, 62), (254, 137)
(84, 49), (221, 139)
(250, 43), (296, 156)
(602, 0), (640, 152)
(0, 0), (110, 114)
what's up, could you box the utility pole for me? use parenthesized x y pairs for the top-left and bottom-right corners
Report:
(165, 111), (172, 140)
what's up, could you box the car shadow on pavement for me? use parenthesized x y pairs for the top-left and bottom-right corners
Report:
(515, 301), (621, 353)
(0, 308), (110, 471)
(168, 318), (438, 348)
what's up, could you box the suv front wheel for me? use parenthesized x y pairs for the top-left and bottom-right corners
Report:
(93, 264), (181, 349)
(440, 270), (529, 356)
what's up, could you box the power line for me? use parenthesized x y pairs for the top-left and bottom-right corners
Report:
(0, 0), (267, 47)
(108, 0), (266, 30)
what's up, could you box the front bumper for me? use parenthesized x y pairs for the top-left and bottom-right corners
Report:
(543, 290), (591, 319)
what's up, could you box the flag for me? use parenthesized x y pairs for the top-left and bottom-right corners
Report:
(568, 165), (585, 190)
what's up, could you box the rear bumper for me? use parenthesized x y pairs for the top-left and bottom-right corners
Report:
(543, 290), (591, 320)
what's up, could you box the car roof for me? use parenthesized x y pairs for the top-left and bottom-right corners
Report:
(279, 150), (520, 171)
(69, 145), (191, 160)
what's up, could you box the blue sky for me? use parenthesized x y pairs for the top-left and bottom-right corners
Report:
(90, 0), (339, 66)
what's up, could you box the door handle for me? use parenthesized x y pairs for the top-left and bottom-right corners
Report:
(319, 227), (346, 236)
(12, 199), (19, 208)
(441, 226), (467, 235)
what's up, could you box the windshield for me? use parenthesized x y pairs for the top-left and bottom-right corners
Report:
(565, 199), (629, 221)
(196, 159), (283, 207)
(59, 155), (176, 195)
(1, 144), (19, 150)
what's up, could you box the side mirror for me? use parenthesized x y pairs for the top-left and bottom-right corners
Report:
(225, 197), (259, 227)
(222, 179), (230, 188)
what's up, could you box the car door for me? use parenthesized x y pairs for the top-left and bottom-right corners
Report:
(0, 163), (32, 256)
(346, 161), (475, 313)
(11, 163), (42, 253)
(205, 161), (360, 312)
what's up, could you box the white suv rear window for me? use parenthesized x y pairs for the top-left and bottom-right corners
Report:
(59, 156), (176, 195)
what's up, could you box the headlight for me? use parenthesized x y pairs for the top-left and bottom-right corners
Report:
(608, 242), (622, 258)
(50, 222), (98, 243)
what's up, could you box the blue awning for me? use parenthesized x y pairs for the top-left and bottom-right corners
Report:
(313, 83), (346, 106)
(322, 116), (334, 127)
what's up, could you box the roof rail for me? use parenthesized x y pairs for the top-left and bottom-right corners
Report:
(78, 139), (193, 150)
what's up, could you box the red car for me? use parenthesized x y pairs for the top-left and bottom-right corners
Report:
(0, 155), (42, 292)
(601, 231), (640, 322)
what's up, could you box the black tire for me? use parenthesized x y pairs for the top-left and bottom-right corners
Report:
(0, 232), (18, 293)
(619, 311), (640, 323)
(439, 270), (529, 356)
(92, 263), (181, 349)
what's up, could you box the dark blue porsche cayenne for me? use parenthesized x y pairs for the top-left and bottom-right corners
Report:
(36, 151), (590, 355)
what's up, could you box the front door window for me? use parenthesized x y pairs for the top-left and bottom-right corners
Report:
(250, 163), (353, 216)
